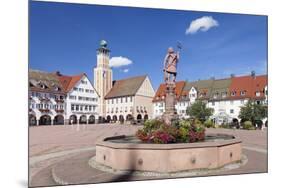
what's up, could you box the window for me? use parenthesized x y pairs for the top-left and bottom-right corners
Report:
(76, 105), (79, 111)
(125, 97), (128, 103)
(230, 109), (234, 114)
(240, 90), (246, 96)
(222, 92), (227, 98)
(255, 91), (261, 97)
(231, 91), (236, 96)
(212, 102), (215, 106)
(121, 97), (123, 103)
(85, 89), (89, 93)
(80, 106), (83, 111)
(73, 87), (78, 91)
(71, 104), (74, 111)
(130, 96), (133, 102)
(213, 92), (219, 99)
(116, 98), (118, 104)
(256, 100), (261, 105)
(89, 106), (92, 111)
(85, 105), (88, 111)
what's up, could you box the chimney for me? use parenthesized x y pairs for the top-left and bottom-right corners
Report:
(251, 71), (256, 78)
(55, 71), (61, 76)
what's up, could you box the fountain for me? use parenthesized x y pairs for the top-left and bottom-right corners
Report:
(94, 45), (242, 173)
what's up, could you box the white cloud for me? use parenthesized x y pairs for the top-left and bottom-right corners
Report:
(109, 56), (133, 68)
(186, 16), (219, 35)
(123, 69), (129, 73)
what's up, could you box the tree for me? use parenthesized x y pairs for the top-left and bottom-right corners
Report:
(238, 100), (267, 125)
(186, 100), (214, 122)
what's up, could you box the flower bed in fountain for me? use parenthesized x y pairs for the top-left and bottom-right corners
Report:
(95, 119), (242, 173)
(136, 119), (205, 144)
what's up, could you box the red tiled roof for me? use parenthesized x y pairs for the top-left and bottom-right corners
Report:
(229, 75), (267, 100)
(152, 81), (186, 102)
(57, 74), (84, 92)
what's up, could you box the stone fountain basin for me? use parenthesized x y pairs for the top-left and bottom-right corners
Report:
(95, 134), (242, 173)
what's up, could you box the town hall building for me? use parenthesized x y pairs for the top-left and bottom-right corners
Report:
(93, 40), (155, 123)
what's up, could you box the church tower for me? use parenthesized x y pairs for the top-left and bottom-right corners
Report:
(94, 40), (113, 117)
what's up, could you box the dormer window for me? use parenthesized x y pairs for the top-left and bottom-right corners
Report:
(213, 92), (219, 99)
(255, 91), (261, 97)
(231, 91), (236, 96)
(222, 92), (227, 98)
(40, 84), (45, 89)
(240, 90), (246, 96)
(54, 86), (61, 91)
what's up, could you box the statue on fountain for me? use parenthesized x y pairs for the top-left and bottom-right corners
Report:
(162, 44), (181, 125)
(163, 47), (180, 85)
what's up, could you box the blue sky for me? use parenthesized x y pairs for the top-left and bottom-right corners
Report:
(29, 1), (267, 89)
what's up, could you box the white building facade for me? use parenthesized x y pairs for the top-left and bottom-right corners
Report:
(58, 73), (100, 124)
(153, 74), (268, 126)
(29, 70), (67, 126)
(105, 76), (155, 123)
(29, 70), (100, 126)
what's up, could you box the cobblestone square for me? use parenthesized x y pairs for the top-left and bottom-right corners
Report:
(29, 124), (267, 187)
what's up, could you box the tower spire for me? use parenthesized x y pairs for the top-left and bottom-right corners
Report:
(94, 40), (113, 117)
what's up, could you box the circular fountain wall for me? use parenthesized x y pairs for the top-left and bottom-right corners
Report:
(95, 134), (242, 173)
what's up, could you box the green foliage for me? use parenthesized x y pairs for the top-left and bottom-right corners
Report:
(177, 127), (189, 142)
(178, 119), (191, 129)
(242, 121), (255, 130)
(204, 119), (215, 128)
(239, 100), (267, 125)
(186, 101), (214, 122)
(143, 119), (163, 133)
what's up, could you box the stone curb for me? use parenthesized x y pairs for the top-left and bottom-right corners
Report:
(51, 167), (69, 185)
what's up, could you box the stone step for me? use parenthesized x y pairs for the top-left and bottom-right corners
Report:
(30, 164), (58, 187)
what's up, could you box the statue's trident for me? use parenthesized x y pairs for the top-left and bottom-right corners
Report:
(176, 41), (182, 52)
